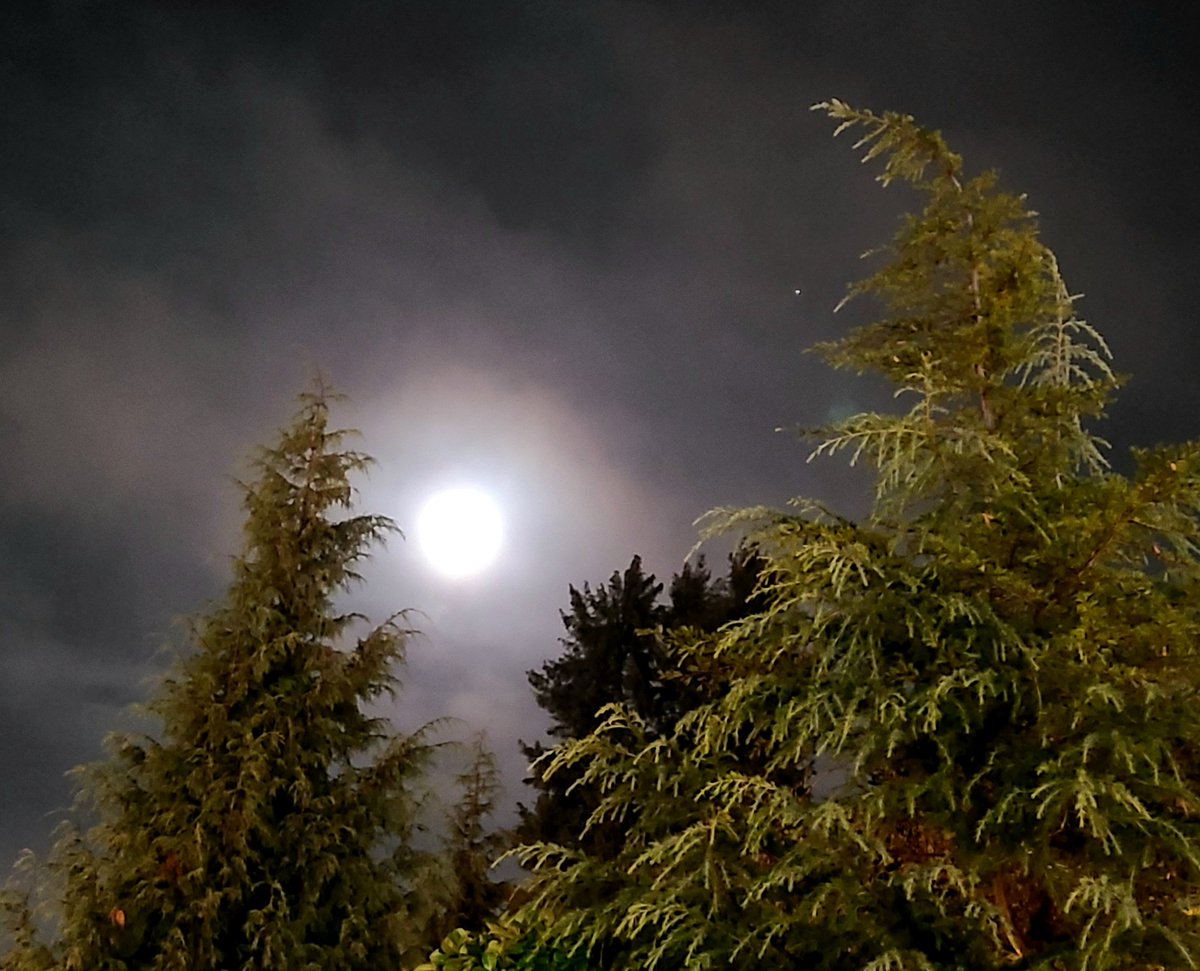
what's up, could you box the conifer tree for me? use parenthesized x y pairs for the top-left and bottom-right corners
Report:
(436, 734), (509, 937)
(518, 104), (1200, 970)
(518, 556), (669, 860)
(529, 557), (669, 747)
(518, 552), (763, 858)
(2, 388), (439, 971)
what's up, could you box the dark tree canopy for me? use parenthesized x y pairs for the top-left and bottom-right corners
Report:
(2, 389), (441, 971)
(518, 551), (764, 859)
(529, 556), (667, 745)
(517, 104), (1200, 971)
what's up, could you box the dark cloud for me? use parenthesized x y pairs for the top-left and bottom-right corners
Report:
(2, 0), (1197, 867)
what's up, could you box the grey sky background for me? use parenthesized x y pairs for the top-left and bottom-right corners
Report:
(1, 0), (1196, 869)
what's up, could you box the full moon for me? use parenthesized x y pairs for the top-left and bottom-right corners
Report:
(416, 487), (504, 579)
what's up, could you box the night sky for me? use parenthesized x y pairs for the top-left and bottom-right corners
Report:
(1, 1), (1196, 871)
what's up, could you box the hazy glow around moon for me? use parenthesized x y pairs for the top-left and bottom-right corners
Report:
(416, 487), (504, 578)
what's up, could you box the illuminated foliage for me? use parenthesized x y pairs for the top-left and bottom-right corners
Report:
(2, 389), (439, 970)
(416, 914), (589, 971)
(517, 104), (1200, 970)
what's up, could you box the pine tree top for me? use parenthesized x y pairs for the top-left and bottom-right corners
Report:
(810, 100), (1116, 519)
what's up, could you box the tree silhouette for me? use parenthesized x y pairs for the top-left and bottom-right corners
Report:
(519, 550), (763, 859)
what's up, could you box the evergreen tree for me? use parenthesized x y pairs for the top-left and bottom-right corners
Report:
(518, 103), (1200, 970)
(528, 556), (669, 746)
(517, 552), (762, 858)
(436, 734), (509, 938)
(519, 556), (667, 860)
(2, 388), (439, 970)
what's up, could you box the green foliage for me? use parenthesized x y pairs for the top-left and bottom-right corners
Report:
(435, 734), (510, 939)
(515, 104), (1200, 970)
(416, 915), (591, 971)
(518, 552), (763, 858)
(0, 854), (55, 971)
(2, 388), (441, 970)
